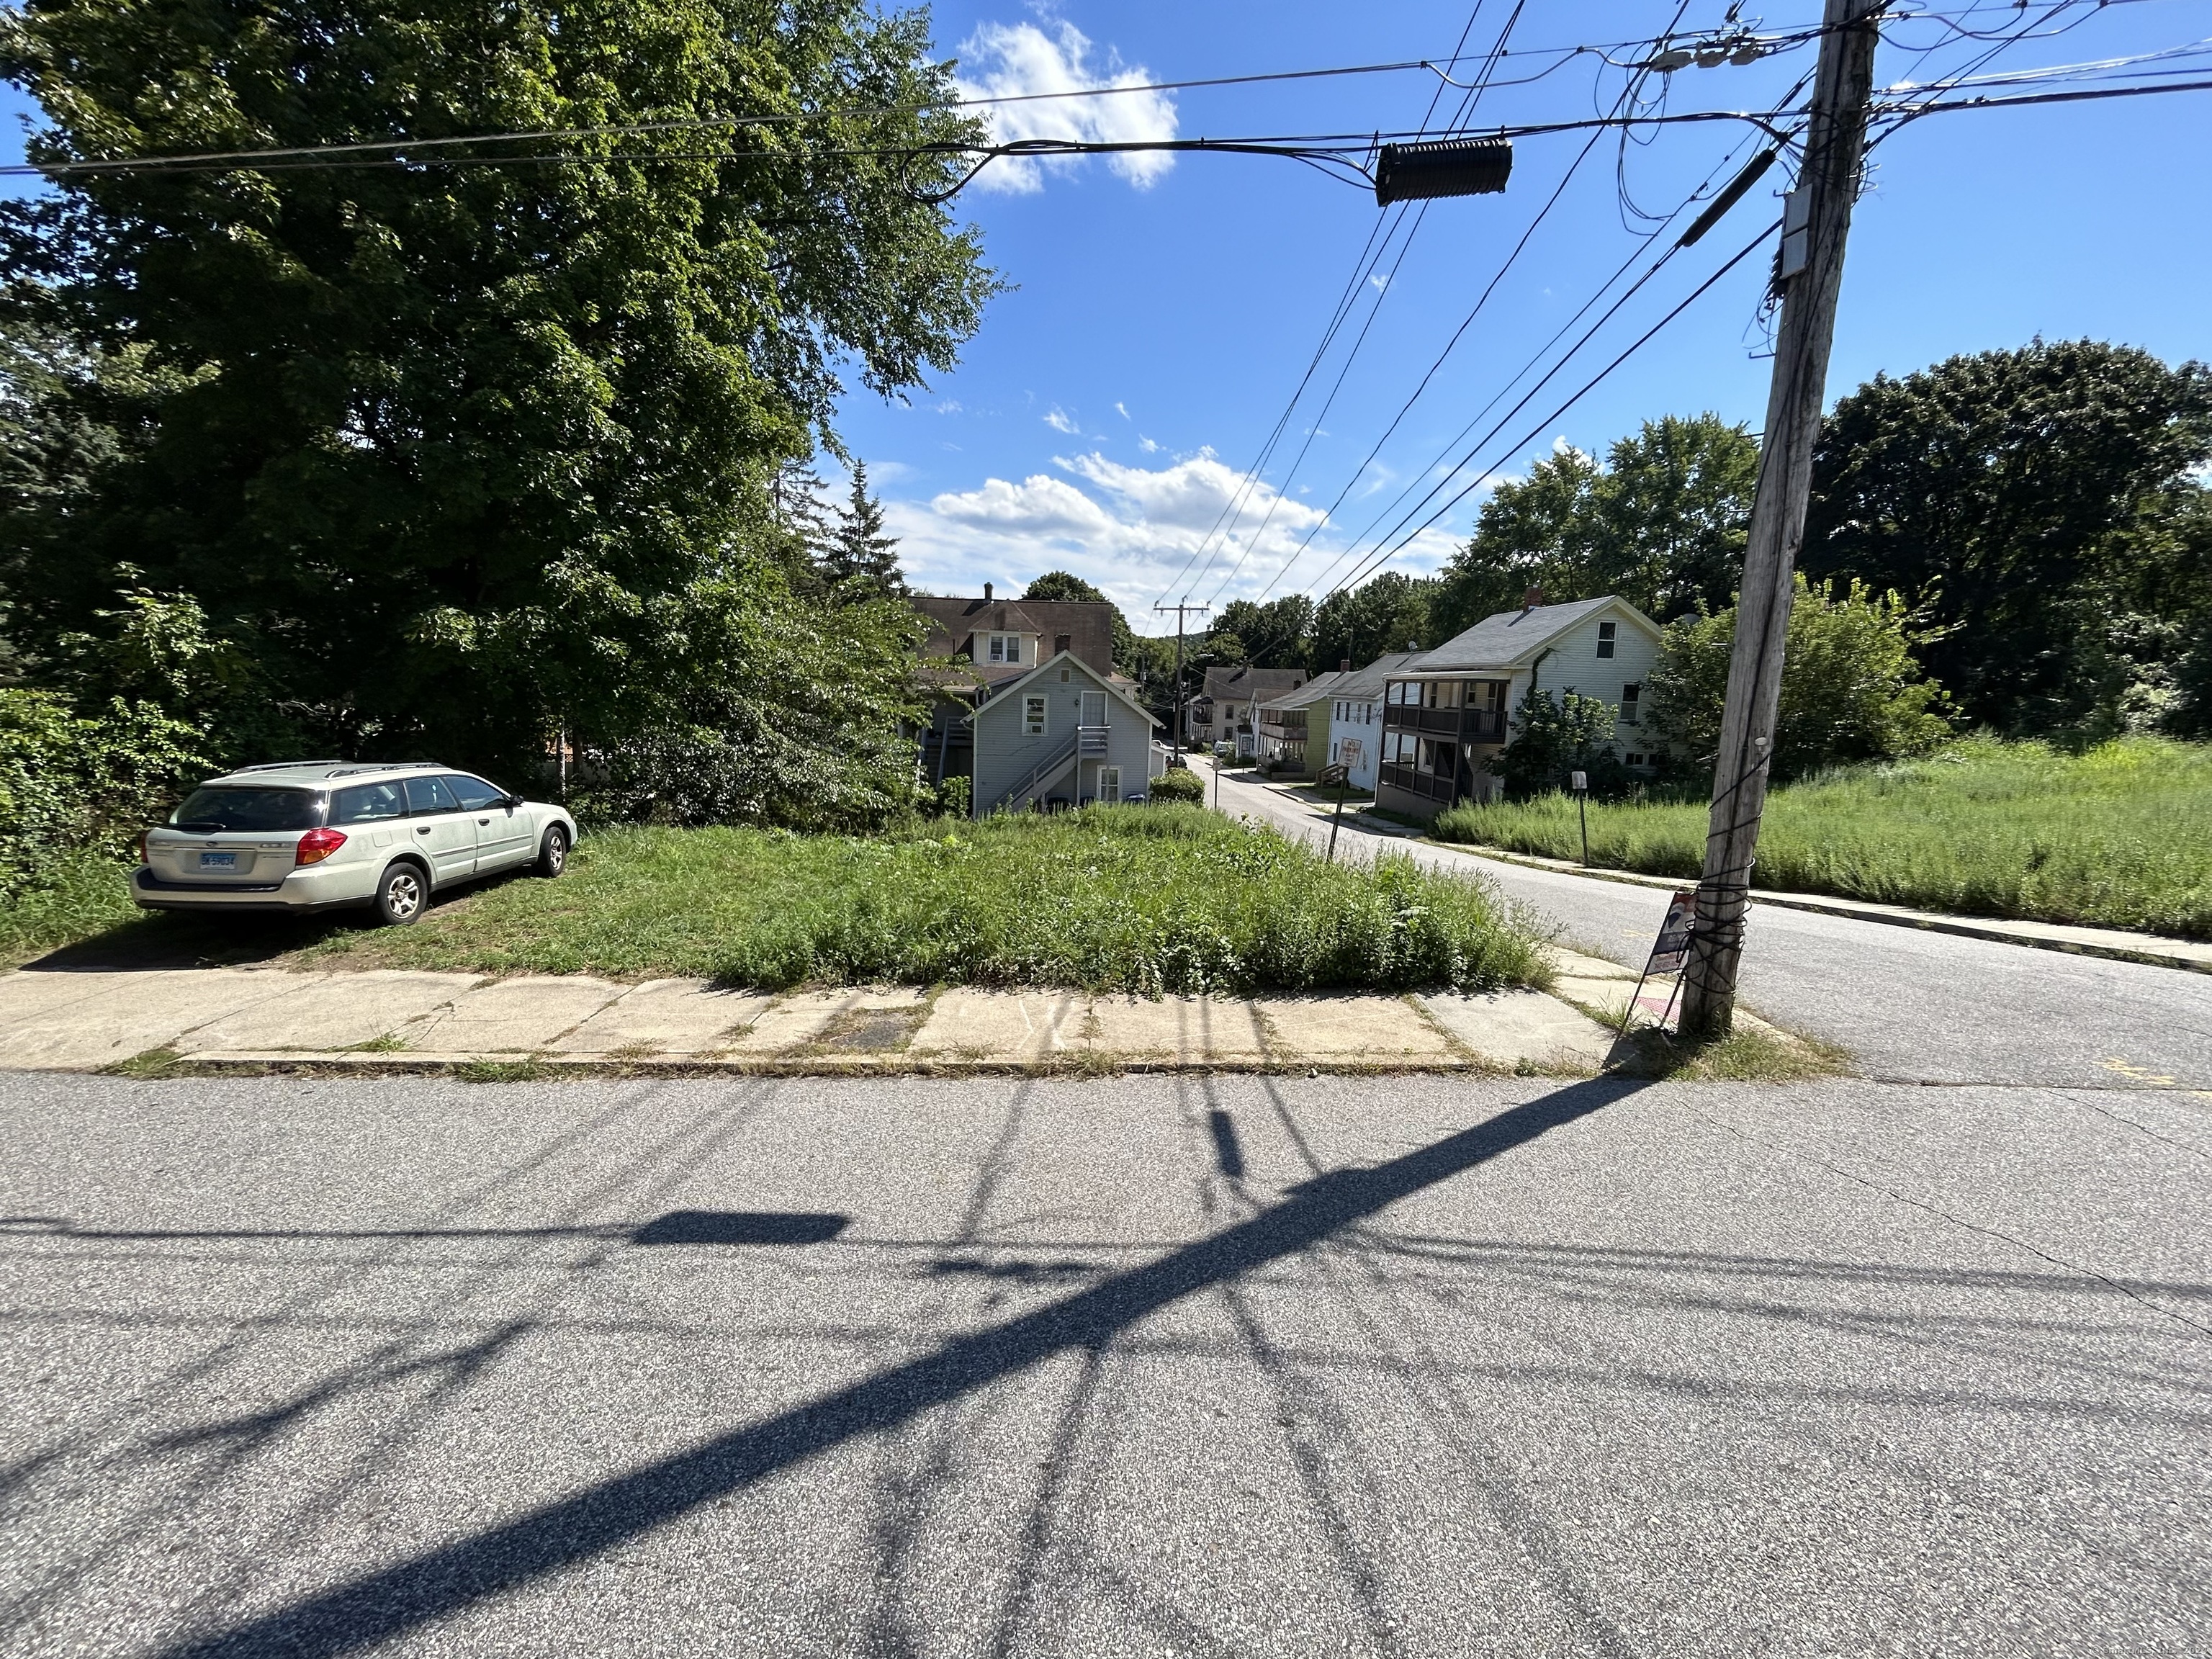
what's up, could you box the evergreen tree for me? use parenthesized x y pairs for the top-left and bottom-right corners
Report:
(769, 459), (836, 573)
(821, 462), (904, 595)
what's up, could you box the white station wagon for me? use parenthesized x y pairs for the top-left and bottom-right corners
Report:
(134, 760), (577, 926)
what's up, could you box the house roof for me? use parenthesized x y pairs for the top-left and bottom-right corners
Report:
(975, 649), (1160, 729)
(910, 593), (1117, 676)
(1330, 651), (1426, 700)
(1193, 665), (1309, 704)
(1258, 669), (1355, 714)
(1403, 597), (1659, 674)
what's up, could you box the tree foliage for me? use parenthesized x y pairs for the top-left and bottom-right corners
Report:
(1804, 339), (2212, 739)
(0, 0), (996, 781)
(1491, 688), (1624, 801)
(1645, 575), (1954, 784)
(818, 461), (904, 598)
(0, 686), (209, 900)
(1434, 413), (1760, 637)
(1308, 572), (1437, 672)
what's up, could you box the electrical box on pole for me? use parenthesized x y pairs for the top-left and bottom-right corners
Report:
(1678, 0), (1884, 1038)
(1373, 137), (1512, 205)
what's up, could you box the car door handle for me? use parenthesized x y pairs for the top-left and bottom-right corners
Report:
(477, 818), (490, 826)
(417, 827), (433, 835)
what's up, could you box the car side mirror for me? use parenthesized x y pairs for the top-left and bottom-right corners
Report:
(504, 794), (524, 809)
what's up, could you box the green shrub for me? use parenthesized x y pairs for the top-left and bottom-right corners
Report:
(301, 806), (1550, 994)
(0, 689), (208, 904)
(1149, 768), (1206, 804)
(1491, 688), (1624, 799)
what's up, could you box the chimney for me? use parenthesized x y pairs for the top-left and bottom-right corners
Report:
(983, 582), (994, 602)
(1521, 585), (1543, 613)
(1339, 658), (1352, 672)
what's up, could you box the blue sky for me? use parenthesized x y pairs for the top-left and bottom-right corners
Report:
(6, 1), (2208, 634)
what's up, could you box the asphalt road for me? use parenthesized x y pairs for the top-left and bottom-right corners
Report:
(1202, 761), (2212, 1091)
(3, 1070), (2208, 1658)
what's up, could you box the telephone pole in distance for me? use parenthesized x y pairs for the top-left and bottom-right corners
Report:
(1154, 601), (1210, 751)
(1680, 0), (1884, 1035)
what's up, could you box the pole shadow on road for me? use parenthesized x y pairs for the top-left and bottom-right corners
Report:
(150, 1075), (1648, 1659)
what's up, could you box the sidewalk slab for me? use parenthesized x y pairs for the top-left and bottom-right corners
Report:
(1419, 989), (1615, 1073)
(550, 979), (768, 1056)
(911, 989), (1084, 1061)
(1089, 996), (1268, 1063)
(1251, 995), (1456, 1063)
(724, 987), (931, 1055)
(183, 969), (479, 1052)
(0, 969), (302, 1070)
(400, 976), (626, 1052)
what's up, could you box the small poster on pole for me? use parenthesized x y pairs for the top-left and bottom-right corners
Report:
(1647, 890), (1697, 975)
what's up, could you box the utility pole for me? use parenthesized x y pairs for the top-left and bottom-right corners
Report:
(1154, 601), (1210, 751)
(1680, 0), (1883, 1036)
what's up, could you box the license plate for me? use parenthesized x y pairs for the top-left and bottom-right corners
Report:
(199, 852), (238, 871)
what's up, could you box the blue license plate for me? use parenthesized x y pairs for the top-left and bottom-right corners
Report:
(199, 852), (238, 871)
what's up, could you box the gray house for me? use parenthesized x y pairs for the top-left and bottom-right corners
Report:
(969, 650), (1163, 816)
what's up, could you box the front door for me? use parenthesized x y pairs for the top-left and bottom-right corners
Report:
(1079, 690), (1107, 728)
(403, 773), (478, 884)
(449, 773), (531, 869)
(1100, 766), (1122, 804)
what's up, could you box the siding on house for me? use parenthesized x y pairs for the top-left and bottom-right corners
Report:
(970, 654), (1160, 816)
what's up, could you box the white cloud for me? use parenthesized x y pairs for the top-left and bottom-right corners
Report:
(1138, 435), (1161, 454)
(933, 399), (963, 415)
(956, 20), (1179, 194)
(1043, 405), (1079, 434)
(1115, 401), (1130, 419)
(890, 449), (1400, 624)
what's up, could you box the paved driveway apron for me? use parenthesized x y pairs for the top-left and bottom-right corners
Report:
(1205, 762), (2212, 1090)
(1, 1070), (2206, 1658)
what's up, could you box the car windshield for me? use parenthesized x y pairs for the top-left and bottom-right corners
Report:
(169, 787), (325, 832)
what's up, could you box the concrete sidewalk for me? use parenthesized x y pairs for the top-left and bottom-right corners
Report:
(0, 961), (1634, 1076)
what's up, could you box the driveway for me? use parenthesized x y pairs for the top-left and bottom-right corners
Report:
(1202, 760), (2212, 1091)
(1, 1069), (2206, 1658)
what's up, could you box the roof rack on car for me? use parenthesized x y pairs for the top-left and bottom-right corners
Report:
(234, 760), (346, 772)
(325, 760), (447, 777)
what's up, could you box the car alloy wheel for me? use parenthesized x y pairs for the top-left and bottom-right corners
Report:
(379, 866), (425, 925)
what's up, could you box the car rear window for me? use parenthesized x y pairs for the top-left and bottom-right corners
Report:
(170, 788), (325, 832)
(331, 783), (406, 824)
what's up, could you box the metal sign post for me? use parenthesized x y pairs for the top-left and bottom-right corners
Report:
(1570, 769), (1590, 867)
(1619, 890), (1699, 1038)
(1320, 761), (1351, 863)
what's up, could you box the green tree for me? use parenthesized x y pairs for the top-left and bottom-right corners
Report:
(819, 461), (904, 598)
(1022, 569), (1135, 665)
(0, 0), (996, 774)
(1491, 688), (1623, 800)
(1645, 575), (1954, 783)
(1804, 340), (2212, 737)
(1434, 414), (1760, 636)
(1204, 595), (1311, 669)
(1308, 572), (1438, 672)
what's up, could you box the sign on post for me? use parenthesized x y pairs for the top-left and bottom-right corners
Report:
(1318, 763), (1349, 787)
(1618, 889), (1699, 1035)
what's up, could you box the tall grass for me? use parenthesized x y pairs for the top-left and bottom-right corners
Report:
(1433, 736), (2212, 938)
(0, 849), (143, 966)
(300, 804), (1550, 993)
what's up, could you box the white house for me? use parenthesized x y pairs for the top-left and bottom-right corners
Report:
(1375, 596), (1665, 821)
(1319, 651), (1425, 792)
(967, 650), (1164, 816)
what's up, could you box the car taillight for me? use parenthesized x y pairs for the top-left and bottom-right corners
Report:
(295, 827), (348, 866)
(137, 830), (150, 863)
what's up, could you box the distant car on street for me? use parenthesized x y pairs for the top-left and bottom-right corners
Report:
(133, 761), (577, 926)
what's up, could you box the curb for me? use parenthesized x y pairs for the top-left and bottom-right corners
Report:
(130, 1051), (1521, 1081)
(1420, 842), (2212, 977)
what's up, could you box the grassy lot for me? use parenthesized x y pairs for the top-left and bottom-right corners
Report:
(0, 850), (143, 966)
(261, 804), (1547, 994)
(1432, 736), (2212, 939)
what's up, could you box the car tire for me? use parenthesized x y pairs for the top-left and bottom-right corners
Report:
(535, 824), (570, 878)
(374, 861), (428, 927)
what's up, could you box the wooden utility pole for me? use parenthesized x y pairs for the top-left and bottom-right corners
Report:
(1154, 601), (1210, 750)
(1680, 0), (1883, 1036)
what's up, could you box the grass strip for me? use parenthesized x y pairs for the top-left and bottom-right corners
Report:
(1433, 736), (2212, 940)
(295, 805), (1550, 995)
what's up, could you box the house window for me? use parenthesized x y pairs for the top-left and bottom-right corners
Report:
(1022, 694), (1048, 737)
(986, 633), (1023, 665)
(1625, 752), (1647, 768)
(1596, 621), (1617, 660)
(1620, 684), (1640, 724)
(1387, 681), (1408, 706)
(1101, 766), (1121, 804)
